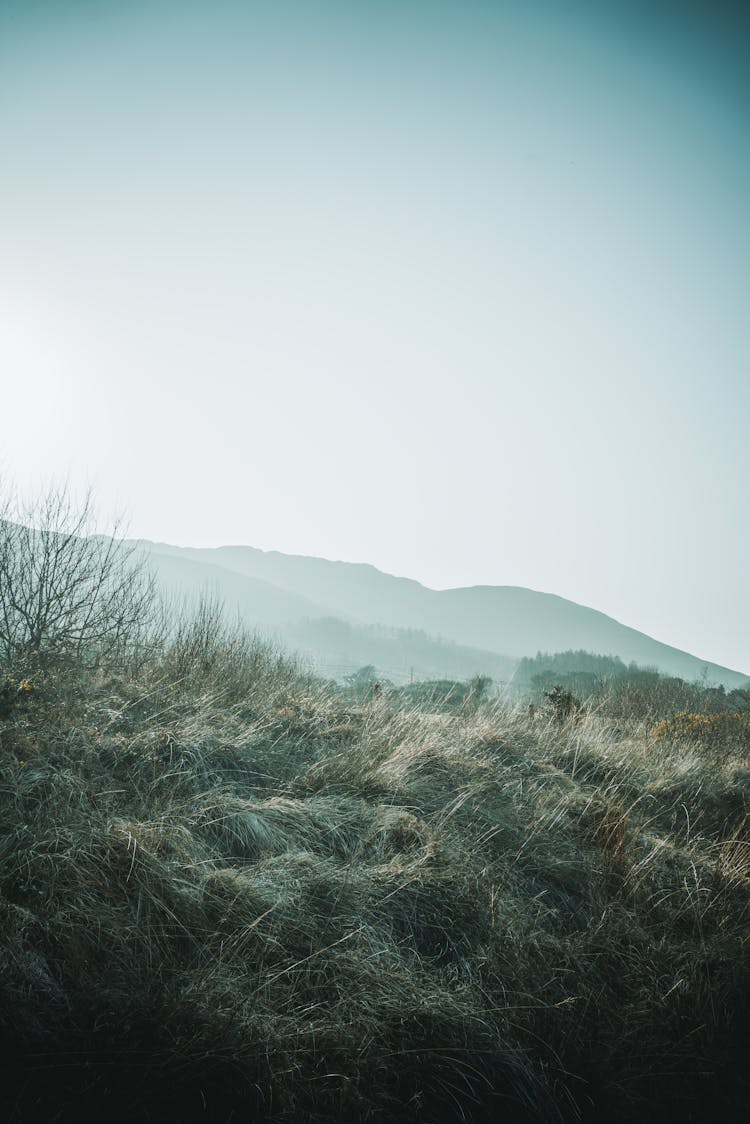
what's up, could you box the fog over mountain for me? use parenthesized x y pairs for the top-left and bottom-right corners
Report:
(136, 540), (748, 689)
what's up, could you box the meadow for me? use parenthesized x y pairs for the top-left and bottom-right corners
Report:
(2, 606), (750, 1122)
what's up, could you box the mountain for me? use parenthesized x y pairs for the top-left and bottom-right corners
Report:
(137, 544), (516, 683)
(141, 543), (431, 628)
(142, 550), (323, 629)
(134, 540), (748, 689)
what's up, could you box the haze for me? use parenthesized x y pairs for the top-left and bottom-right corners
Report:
(1, 0), (748, 673)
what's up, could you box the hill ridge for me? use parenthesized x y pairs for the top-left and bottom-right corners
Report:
(132, 539), (747, 688)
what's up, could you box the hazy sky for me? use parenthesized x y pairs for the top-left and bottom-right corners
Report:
(1, 0), (748, 672)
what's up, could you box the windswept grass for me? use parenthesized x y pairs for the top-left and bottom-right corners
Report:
(1, 627), (750, 1122)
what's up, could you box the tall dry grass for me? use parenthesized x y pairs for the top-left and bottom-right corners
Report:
(1, 615), (750, 1121)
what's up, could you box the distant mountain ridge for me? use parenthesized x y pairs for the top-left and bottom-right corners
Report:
(133, 540), (748, 689)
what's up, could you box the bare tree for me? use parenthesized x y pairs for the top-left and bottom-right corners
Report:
(0, 482), (156, 669)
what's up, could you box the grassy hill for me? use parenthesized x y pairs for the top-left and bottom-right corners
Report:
(2, 622), (750, 1122)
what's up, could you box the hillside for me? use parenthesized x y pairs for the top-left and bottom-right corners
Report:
(136, 540), (747, 688)
(139, 545), (517, 683)
(285, 617), (516, 684)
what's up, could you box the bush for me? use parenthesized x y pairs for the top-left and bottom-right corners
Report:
(0, 482), (155, 672)
(653, 710), (750, 751)
(543, 684), (582, 721)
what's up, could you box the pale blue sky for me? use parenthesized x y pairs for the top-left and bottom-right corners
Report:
(1, 1), (748, 672)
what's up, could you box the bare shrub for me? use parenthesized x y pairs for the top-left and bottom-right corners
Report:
(0, 481), (155, 671)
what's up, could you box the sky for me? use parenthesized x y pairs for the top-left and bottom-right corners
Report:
(1, 0), (748, 673)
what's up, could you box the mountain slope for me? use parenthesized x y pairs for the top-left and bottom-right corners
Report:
(135, 541), (748, 688)
(137, 549), (327, 630)
(138, 544), (516, 682)
(142, 542), (427, 627)
(421, 585), (747, 686)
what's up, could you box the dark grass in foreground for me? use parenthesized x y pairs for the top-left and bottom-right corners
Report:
(2, 636), (750, 1122)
